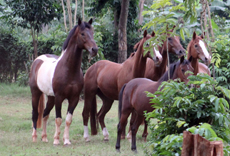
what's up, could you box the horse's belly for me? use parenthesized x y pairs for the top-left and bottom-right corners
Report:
(36, 57), (57, 96)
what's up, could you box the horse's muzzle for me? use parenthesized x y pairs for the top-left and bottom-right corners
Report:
(90, 47), (98, 57)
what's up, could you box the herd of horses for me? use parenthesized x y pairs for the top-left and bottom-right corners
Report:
(28, 19), (211, 152)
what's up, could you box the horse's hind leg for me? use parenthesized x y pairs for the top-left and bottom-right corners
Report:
(97, 91), (114, 141)
(63, 96), (79, 145)
(116, 111), (132, 152)
(42, 96), (55, 142)
(31, 88), (42, 142)
(131, 116), (144, 152)
(53, 96), (65, 145)
(142, 118), (148, 142)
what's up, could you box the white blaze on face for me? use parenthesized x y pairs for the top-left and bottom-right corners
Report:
(36, 51), (66, 96)
(199, 40), (211, 60)
(154, 47), (162, 60)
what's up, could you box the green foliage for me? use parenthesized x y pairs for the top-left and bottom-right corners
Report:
(3, 0), (62, 32)
(145, 74), (230, 155)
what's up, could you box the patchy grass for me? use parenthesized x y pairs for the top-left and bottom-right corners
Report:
(0, 84), (147, 155)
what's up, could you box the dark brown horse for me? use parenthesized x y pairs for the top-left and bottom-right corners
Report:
(29, 19), (98, 145)
(116, 56), (194, 152)
(82, 30), (162, 141)
(187, 32), (211, 75)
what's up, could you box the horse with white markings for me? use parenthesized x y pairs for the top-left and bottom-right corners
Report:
(29, 18), (98, 145)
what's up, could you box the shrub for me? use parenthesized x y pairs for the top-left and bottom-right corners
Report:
(145, 74), (230, 155)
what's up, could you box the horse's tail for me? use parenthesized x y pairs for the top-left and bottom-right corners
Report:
(118, 84), (127, 120)
(90, 96), (98, 135)
(37, 93), (45, 128)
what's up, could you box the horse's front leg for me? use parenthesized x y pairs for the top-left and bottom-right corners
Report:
(63, 96), (79, 145)
(53, 96), (64, 145)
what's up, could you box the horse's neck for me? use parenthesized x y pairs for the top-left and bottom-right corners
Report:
(132, 41), (147, 78)
(60, 45), (83, 74)
(155, 48), (168, 76)
(187, 50), (199, 75)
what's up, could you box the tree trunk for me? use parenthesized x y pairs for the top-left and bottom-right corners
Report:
(82, 0), (84, 21)
(114, 9), (118, 33)
(74, 0), (78, 26)
(118, 0), (130, 63)
(61, 0), (68, 32)
(67, 0), (73, 30)
(138, 0), (145, 25)
(32, 27), (38, 59)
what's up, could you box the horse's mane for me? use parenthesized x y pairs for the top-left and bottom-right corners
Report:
(62, 22), (92, 51)
(159, 59), (190, 82)
(133, 41), (141, 51)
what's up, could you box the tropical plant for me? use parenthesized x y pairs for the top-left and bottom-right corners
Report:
(145, 73), (230, 155)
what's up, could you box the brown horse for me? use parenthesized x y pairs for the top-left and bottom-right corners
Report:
(187, 31), (211, 75)
(29, 19), (98, 145)
(126, 28), (186, 140)
(82, 30), (162, 141)
(116, 56), (194, 152)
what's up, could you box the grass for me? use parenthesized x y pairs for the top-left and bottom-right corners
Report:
(0, 83), (147, 156)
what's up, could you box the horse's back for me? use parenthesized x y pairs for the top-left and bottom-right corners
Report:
(31, 54), (59, 96)
(123, 78), (156, 114)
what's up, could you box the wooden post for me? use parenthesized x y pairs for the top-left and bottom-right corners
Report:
(182, 131), (223, 156)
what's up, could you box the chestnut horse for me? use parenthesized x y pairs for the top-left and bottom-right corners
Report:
(126, 28), (186, 140)
(145, 27), (186, 81)
(82, 30), (162, 141)
(116, 56), (194, 152)
(29, 19), (98, 145)
(187, 31), (211, 75)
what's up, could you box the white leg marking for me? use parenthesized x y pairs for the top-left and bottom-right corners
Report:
(63, 112), (72, 145)
(42, 115), (49, 142)
(199, 40), (211, 60)
(84, 126), (90, 142)
(127, 131), (132, 143)
(53, 118), (62, 145)
(103, 127), (109, 141)
(32, 128), (37, 142)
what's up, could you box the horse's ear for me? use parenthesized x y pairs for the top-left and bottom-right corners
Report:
(192, 31), (196, 40)
(172, 25), (176, 31)
(143, 30), (147, 37)
(151, 31), (155, 37)
(78, 18), (82, 25)
(189, 56), (193, 62)
(88, 18), (93, 25)
(180, 56), (185, 64)
(201, 32), (205, 39)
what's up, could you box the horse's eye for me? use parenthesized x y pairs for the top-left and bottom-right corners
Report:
(81, 33), (85, 36)
(168, 38), (172, 41)
(195, 45), (198, 48)
(182, 69), (185, 72)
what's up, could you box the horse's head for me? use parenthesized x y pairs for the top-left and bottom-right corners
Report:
(174, 56), (194, 84)
(161, 26), (186, 57)
(188, 32), (211, 65)
(75, 18), (98, 57)
(137, 30), (162, 66)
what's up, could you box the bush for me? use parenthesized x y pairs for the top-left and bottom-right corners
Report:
(145, 74), (230, 155)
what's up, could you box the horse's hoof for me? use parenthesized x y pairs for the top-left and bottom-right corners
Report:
(42, 137), (48, 142)
(132, 149), (138, 154)
(53, 139), (60, 145)
(116, 149), (120, 153)
(104, 138), (109, 142)
(63, 140), (71, 145)
(32, 137), (37, 142)
(104, 135), (109, 141)
(84, 137), (90, 142)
